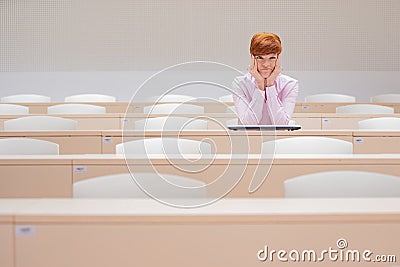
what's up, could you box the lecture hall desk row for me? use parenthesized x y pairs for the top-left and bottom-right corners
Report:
(0, 130), (399, 154)
(2, 113), (400, 130)
(0, 198), (399, 267)
(1, 113), (319, 130)
(3, 101), (400, 113)
(1, 154), (400, 198)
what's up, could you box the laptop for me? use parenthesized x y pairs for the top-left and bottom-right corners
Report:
(227, 125), (301, 131)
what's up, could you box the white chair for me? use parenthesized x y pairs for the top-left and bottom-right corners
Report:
(304, 93), (355, 103)
(144, 94), (196, 103)
(358, 117), (400, 130)
(219, 94), (233, 102)
(143, 103), (204, 114)
(0, 138), (59, 155)
(0, 104), (29, 115)
(64, 94), (116, 102)
(73, 172), (207, 198)
(1, 94), (51, 103)
(135, 117), (207, 130)
(116, 138), (211, 155)
(225, 118), (239, 126)
(48, 104), (106, 114)
(3, 116), (77, 131)
(262, 137), (353, 154)
(336, 104), (394, 114)
(370, 94), (400, 103)
(284, 171), (400, 198)
(226, 106), (236, 114)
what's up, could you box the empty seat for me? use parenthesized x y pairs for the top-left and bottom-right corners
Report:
(135, 116), (207, 130)
(336, 104), (394, 114)
(73, 172), (207, 198)
(1, 94), (51, 103)
(144, 94), (196, 103)
(219, 94), (233, 102)
(116, 138), (211, 155)
(3, 116), (77, 131)
(143, 103), (204, 114)
(64, 94), (116, 102)
(48, 104), (106, 114)
(225, 118), (239, 126)
(370, 94), (400, 103)
(262, 137), (353, 154)
(0, 104), (29, 115)
(226, 106), (236, 114)
(358, 117), (400, 130)
(304, 93), (355, 103)
(284, 171), (400, 198)
(0, 138), (59, 155)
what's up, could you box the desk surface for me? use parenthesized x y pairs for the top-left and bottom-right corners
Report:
(1, 198), (400, 219)
(2, 198), (399, 267)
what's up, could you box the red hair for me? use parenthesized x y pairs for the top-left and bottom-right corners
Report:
(250, 33), (282, 55)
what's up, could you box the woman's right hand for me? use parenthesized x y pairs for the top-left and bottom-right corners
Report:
(249, 55), (265, 91)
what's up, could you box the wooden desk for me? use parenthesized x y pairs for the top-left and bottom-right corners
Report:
(0, 156), (73, 198)
(353, 131), (400, 154)
(2, 198), (399, 267)
(102, 130), (353, 154)
(1, 130), (399, 154)
(0, 113), (322, 130)
(0, 131), (103, 154)
(0, 213), (13, 267)
(2, 154), (400, 198)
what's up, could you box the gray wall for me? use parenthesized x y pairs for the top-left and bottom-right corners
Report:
(1, 0), (399, 101)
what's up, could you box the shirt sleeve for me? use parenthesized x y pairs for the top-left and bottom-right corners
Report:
(231, 76), (266, 125)
(265, 79), (299, 125)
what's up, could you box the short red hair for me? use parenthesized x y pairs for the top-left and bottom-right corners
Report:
(250, 33), (282, 55)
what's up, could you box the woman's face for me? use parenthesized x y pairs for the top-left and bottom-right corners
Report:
(254, 53), (278, 79)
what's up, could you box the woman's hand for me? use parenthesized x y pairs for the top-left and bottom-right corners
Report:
(249, 55), (266, 91)
(266, 55), (281, 87)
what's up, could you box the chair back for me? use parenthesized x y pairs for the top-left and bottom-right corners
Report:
(285, 171), (400, 198)
(336, 104), (394, 114)
(358, 117), (400, 130)
(48, 104), (106, 114)
(4, 116), (77, 131)
(143, 103), (204, 114)
(0, 104), (29, 115)
(135, 116), (207, 130)
(73, 173), (207, 198)
(116, 138), (211, 155)
(370, 94), (400, 103)
(1, 94), (51, 103)
(65, 94), (116, 102)
(0, 138), (59, 155)
(262, 137), (353, 154)
(305, 93), (355, 103)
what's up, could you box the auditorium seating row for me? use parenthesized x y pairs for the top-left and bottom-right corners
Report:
(1, 113), (400, 130)
(2, 92), (400, 103)
(1, 154), (400, 198)
(1, 129), (400, 154)
(2, 101), (400, 114)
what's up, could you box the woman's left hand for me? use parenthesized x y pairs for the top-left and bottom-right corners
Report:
(265, 55), (281, 87)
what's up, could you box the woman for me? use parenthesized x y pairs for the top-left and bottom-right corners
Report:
(232, 33), (298, 125)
